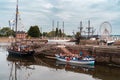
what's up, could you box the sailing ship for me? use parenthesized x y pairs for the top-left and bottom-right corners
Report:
(7, 0), (35, 56)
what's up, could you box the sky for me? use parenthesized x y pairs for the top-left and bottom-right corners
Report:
(0, 0), (120, 35)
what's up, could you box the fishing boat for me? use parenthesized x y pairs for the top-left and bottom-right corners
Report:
(7, 0), (35, 57)
(55, 54), (95, 65)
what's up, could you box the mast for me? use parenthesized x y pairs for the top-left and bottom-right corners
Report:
(52, 20), (54, 38)
(15, 0), (18, 33)
(87, 20), (90, 38)
(79, 21), (83, 35)
(57, 21), (59, 29)
(86, 20), (92, 38)
(62, 21), (64, 38)
(57, 21), (59, 37)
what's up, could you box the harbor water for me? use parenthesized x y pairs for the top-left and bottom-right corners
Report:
(0, 43), (120, 80)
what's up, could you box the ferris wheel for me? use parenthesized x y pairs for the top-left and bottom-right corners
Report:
(99, 21), (112, 40)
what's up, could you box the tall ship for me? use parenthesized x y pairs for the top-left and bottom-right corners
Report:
(7, 0), (35, 57)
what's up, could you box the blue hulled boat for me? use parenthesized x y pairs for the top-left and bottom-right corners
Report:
(55, 54), (95, 65)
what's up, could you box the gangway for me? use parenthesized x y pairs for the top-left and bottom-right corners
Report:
(57, 45), (73, 55)
(34, 44), (56, 55)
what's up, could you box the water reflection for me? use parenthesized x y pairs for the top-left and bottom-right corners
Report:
(7, 55), (35, 66)
(93, 65), (120, 80)
(7, 55), (35, 80)
(6, 55), (120, 80)
(56, 60), (94, 73)
(35, 56), (95, 74)
(7, 55), (95, 80)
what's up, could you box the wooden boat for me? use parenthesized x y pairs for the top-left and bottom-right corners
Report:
(8, 42), (35, 57)
(8, 48), (35, 57)
(55, 54), (95, 65)
(7, 0), (35, 57)
(7, 54), (35, 65)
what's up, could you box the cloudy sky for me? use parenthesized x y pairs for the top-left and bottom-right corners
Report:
(0, 0), (120, 35)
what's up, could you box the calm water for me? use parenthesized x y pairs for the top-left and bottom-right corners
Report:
(0, 44), (120, 80)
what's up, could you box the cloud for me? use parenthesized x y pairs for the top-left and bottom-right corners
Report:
(0, 0), (120, 35)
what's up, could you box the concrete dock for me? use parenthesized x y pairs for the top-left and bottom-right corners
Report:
(33, 43), (120, 65)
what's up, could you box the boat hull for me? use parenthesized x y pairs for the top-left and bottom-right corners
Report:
(8, 49), (35, 57)
(56, 60), (95, 69)
(55, 54), (95, 65)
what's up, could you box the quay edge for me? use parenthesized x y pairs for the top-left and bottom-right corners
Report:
(33, 43), (120, 66)
(66, 45), (120, 66)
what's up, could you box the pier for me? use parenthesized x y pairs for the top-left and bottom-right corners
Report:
(33, 42), (120, 65)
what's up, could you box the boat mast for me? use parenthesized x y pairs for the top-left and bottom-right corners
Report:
(52, 20), (54, 38)
(15, 0), (18, 33)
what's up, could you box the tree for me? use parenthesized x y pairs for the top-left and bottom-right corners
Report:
(75, 32), (81, 44)
(47, 31), (55, 37)
(55, 28), (58, 37)
(0, 27), (15, 37)
(42, 32), (48, 37)
(27, 25), (41, 37)
(58, 29), (62, 37)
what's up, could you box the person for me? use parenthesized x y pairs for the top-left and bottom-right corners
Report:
(60, 53), (65, 59)
(72, 56), (76, 60)
(80, 51), (83, 56)
(18, 46), (20, 51)
(66, 56), (70, 61)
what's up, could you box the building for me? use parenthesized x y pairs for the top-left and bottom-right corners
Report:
(16, 31), (27, 39)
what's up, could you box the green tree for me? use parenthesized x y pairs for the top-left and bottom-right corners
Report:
(0, 27), (15, 37)
(75, 32), (81, 44)
(42, 32), (48, 37)
(27, 25), (41, 37)
(55, 28), (58, 37)
(47, 31), (55, 37)
(58, 29), (62, 37)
